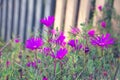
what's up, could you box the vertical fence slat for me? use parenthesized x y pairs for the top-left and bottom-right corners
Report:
(0, 0), (2, 37)
(13, 0), (19, 37)
(93, 0), (106, 27)
(42, 0), (52, 37)
(44, 0), (52, 20)
(112, 0), (120, 32)
(77, 0), (92, 28)
(113, 0), (120, 14)
(23, 0), (28, 42)
(26, 0), (34, 39)
(4, 0), (8, 41)
(34, 0), (42, 37)
(10, 0), (15, 39)
(64, 0), (78, 40)
(54, 0), (66, 31)
(31, 0), (36, 33)
(6, 0), (12, 41)
(1, 0), (7, 40)
(19, 0), (27, 42)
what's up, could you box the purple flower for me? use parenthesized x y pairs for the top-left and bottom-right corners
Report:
(43, 47), (51, 56)
(25, 37), (43, 50)
(40, 16), (55, 27)
(26, 61), (37, 68)
(6, 60), (10, 68)
(51, 48), (68, 60)
(26, 62), (31, 67)
(55, 32), (66, 46)
(37, 59), (41, 63)
(0, 51), (2, 56)
(98, 5), (102, 11)
(14, 38), (20, 43)
(31, 61), (37, 68)
(84, 47), (90, 54)
(100, 21), (106, 28)
(48, 32), (66, 47)
(68, 39), (78, 48)
(49, 29), (56, 35)
(88, 29), (95, 37)
(42, 76), (48, 80)
(56, 48), (68, 60)
(90, 33), (114, 48)
(70, 27), (80, 35)
(50, 52), (56, 58)
(68, 39), (82, 51)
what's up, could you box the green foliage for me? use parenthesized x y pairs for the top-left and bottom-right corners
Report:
(0, 1), (120, 79)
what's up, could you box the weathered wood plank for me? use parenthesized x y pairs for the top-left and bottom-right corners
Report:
(19, 0), (27, 41)
(0, 0), (2, 37)
(93, 0), (106, 27)
(42, 0), (52, 38)
(113, 0), (120, 14)
(34, 0), (42, 37)
(54, 0), (66, 31)
(13, 0), (19, 37)
(77, 0), (92, 28)
(6, 0), (12, 41)
(1, 0), (7, 40)
(112, 0), (120, 33)
(64, 0), (78, 40)
(26, 0), (34, 40)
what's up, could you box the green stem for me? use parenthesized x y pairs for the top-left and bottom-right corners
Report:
(113, 61), (120, 80)
(102, 48), (104, 57)
(53, 59), (56, 79)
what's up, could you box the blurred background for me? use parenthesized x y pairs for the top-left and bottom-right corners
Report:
(0, 0), (120, 42)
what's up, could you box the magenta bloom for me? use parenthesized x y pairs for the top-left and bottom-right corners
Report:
(31, 61), (37, 68)
(25, 37), (43, 50)
(84, 47), (90, 54)
(6, 60), (10, 68)
(88, 29), (95, 37)
(70, 27), (80, 35)
(42, 76), (48, 80)
(26, 62), (31, 67)
(40, 16), (55, 27)
(68, 39), (82, 51)
(26, 61), (37, 68)
(51, 48), (68, 60)
(49, 29), (56, 35)
(100, 21), (106, 28)
(55, 32), (66, 46)
(48, 32), (66, 47)
(98, 5), (102, 11)
(90, 33), (114, 48)
(43, 47), (51, 56)
(14, 38), (20, 43)
(56, 48), (68, 60)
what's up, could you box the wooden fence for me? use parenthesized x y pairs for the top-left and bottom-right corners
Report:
(0, 0), (120, 42)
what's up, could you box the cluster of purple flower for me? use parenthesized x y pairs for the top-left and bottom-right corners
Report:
(25, 15), (115, 57)
(68, 39), (82, 51)
(4, 9), (114, 80)
(26, 61), (37, 68)
(26, 59), (41, 68)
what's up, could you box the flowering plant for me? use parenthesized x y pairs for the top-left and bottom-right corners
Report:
(0, 8), (120, 80)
